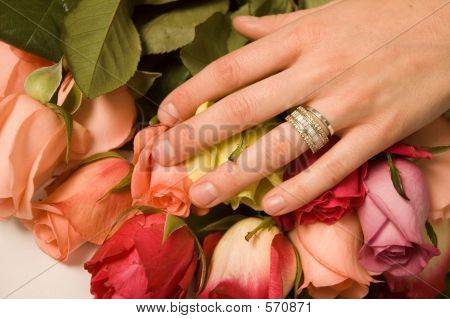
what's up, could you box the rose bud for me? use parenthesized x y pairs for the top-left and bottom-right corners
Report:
(290, 213), (374, 298)
(32, 157), (133, 261)
(281, 137), (367, 227)
(198, 217), (297, 299)
(404, 117), (450, 220)
(85, 213), (198, 299)
(357, 158), (439, 276)
(0, 94), (90, 220)
(132, 125), (192, 217)
(0, 41), (52, 98)
(385, 219), (449, 298)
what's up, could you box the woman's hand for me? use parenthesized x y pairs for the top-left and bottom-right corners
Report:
(152, 0), (450, 216)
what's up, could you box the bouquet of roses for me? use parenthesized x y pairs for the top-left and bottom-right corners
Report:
(0, 0), (448, 299)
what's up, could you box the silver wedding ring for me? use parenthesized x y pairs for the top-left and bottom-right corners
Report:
(285, 105), (334, 153)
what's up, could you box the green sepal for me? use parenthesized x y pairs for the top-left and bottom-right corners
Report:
(149, 115), (159, 125)
(443, 109), (450, 120)
(387, 153), (409, 200)
(47, 103), (72, 164)
(288, 237), (303, 298)
(197, 215), (246, 236)
(62, 82), (83, 115)
(162, 214), (186, 245)
(79, 151), (124, 167)
(98, 165), (134, 201)
(425, 221), (438, 247)
(228, 136), (246, 162)
(104, 205), (166, 242)
(25, 60), (63, 104)
(245, 216), (275, 242)
(420, 145), (450, 155)
(109, 165), (134, 193)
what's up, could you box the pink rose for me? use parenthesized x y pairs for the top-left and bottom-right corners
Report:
(0, 94), (90, 220)
(357, 158), (439, 276)
(290, 213), (374, 299)
(132, 125), (191, 217)
(0, 41), (52, 98)
(282, 138), (367, 226)
(32, 158), (133, 261)
(198, 217), (297, 299)
(385, 220), (449, 298)
(404, 117), (450, 220)
(85, 213), (198, 299)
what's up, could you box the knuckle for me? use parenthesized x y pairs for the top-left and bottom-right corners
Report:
(322, 158), (348, 186)
(266, 135), (292, 169)
(224, 94), (256, 123)
(211, 56), (242, 87)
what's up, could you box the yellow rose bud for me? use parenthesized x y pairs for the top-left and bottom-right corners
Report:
(186, 102), (282, 211)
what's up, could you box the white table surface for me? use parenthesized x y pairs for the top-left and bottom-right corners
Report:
(0, 218), (96, 299)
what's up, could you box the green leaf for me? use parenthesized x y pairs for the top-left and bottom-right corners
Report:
(127, 70), (161, 98)
(139, 0), (229, 54)
(63, 0), (141, 98)
(228, 136), (246, 162)
(245, 216), (275, 241)
(61, 82), (83, 115)
(420, 145), (450, 155)
(79, 151), (124, 167)
(197, 215), (246, 235)
(25, 60), (63, 104)
(387, 153), (409, 200)
(305, 0), (331, 8)
(181, 12), (231, 75)
(425, 221), (438, 247)
(47, 103), (73, 164)
(162, 214), (186, 244)
(0, 0), (79, 61)
(228, 0), (293, 51)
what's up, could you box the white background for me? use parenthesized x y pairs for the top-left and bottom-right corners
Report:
(0, 218), (95, 298)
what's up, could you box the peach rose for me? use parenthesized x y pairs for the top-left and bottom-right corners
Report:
(0, 95), (90, 220)
(32, 158), (133, 261)
(132, 125), (191, 217)
(58, 75), (137, 157)
(404, 117), (450, 220)
(0, 41), (52, 98)
(289, 213), (375, 298)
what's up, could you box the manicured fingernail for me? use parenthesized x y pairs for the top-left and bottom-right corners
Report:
(235, 16), (259, 23)
(158, 103), (179, 126)
(152, 138), (175, 164)
(190, 182), (219, 207)
(264, 195), (286, 215)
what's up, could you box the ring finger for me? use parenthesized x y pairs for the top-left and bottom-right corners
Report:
(188, 101), (346, 209)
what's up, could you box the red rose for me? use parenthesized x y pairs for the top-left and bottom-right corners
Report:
(84, 213), (198, 299)
(281, 138), (367, 226)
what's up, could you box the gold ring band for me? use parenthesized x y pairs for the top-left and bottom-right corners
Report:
(305, 106), (334, 136)
(285, 105), (334, 153)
